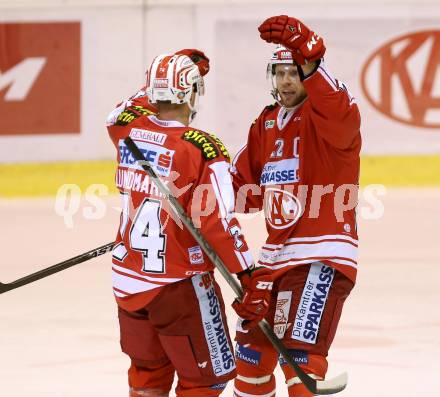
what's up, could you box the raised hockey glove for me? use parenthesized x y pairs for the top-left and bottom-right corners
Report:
(258, 15), (326, 64)
(175, 48), (210, 76)
(232, 267), (273, 330)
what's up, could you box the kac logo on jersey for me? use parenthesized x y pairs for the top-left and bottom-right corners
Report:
(361, 30), (440, 128)
(264, 188), (303, 229)
(119, 139), (174, 176)
(291, 264), (335, 344)
(260, 158), (299, 186)
(188, 246), (204, 265)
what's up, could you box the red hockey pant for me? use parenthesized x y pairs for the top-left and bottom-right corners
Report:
(118, 273), (236, 397)
(234, 264), (354, 397)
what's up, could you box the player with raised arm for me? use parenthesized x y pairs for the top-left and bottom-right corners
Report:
(231, 16), (361, 397)
(106, 48), (210, 134)
(107, 51), (272, 397)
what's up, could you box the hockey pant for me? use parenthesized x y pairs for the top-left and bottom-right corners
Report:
(234, 263), (354, 397)
(118, 272), (236, 397)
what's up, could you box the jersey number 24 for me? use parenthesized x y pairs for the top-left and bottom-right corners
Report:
(120, 193), (166, 274)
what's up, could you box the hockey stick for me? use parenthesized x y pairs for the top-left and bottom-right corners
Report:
(124, 136), (347, 395)
(0, 242), (115, 294)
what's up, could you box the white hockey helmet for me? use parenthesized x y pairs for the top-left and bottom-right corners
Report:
(266, 45), (296, 105)
(146, 53), (205, 121)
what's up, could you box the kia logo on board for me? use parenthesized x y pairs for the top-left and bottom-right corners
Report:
(361, 30), (440, 129)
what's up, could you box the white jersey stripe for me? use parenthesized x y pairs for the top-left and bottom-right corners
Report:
(263, 234), (358, 249)
(241, 249), (254, 269)
(209, 161), (235, 220)
(262, 238), (358, 252)
(113, 290), (128, 298)
(234, 249), (253, 271)
(258, 257), (358, 270)
(113, 286), (130, 297)
(112, 243), (128, 262)
(318, 61), (338, 91)
(233, 387), (276, 397)
(260, 240), (357, 265)
(235, 250), (246, 271)
(231, 143), (247, 172)
(112, 271), (163, 295)
(112, 264), (183, 284)
(210, 172), (228, 220)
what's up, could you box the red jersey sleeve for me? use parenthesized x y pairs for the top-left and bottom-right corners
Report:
(230, 110), (272, 213)
(106, 88), (157, 147)
(186, 130), (255, 274)
(302, 61), (361, 150)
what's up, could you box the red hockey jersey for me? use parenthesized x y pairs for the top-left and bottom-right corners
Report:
(106, 87), (157, 131)
(108, 112), (254, 312)
(231, 62), (361, 284)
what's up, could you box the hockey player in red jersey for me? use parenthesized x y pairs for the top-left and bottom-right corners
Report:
(231, 16), (361, 397)
(107, 51), (273, 397)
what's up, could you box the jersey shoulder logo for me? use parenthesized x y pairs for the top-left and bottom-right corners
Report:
(265, 119), (275, 129)
(132, 105), (156, 116)
(115, 108), (140, 126)
(181, 129), (230, 161)
(115, 106), (156, 126)
(208, 132), (230, 161)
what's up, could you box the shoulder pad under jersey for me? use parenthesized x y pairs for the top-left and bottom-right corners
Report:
(114, 105), (156, 126)
(181, 129), (230, 162)
(264, 103), (277, 111)
(259, 103), (278, 119)
(251, 103), (278, 127)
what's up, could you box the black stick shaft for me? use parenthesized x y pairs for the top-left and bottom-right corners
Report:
(0, 242), (115, 294)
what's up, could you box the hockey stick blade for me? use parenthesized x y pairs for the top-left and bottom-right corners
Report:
(124, 137), (348, 395)
(0, 242), (115, 295)
(258, 318), (347, 394)
(0, 282), (10, 294)
(316, 372), (348, 394)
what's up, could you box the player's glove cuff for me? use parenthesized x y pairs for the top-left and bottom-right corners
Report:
(297, 58), (321, 81)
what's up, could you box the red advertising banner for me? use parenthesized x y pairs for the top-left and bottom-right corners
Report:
(0, 22), (81, 135)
